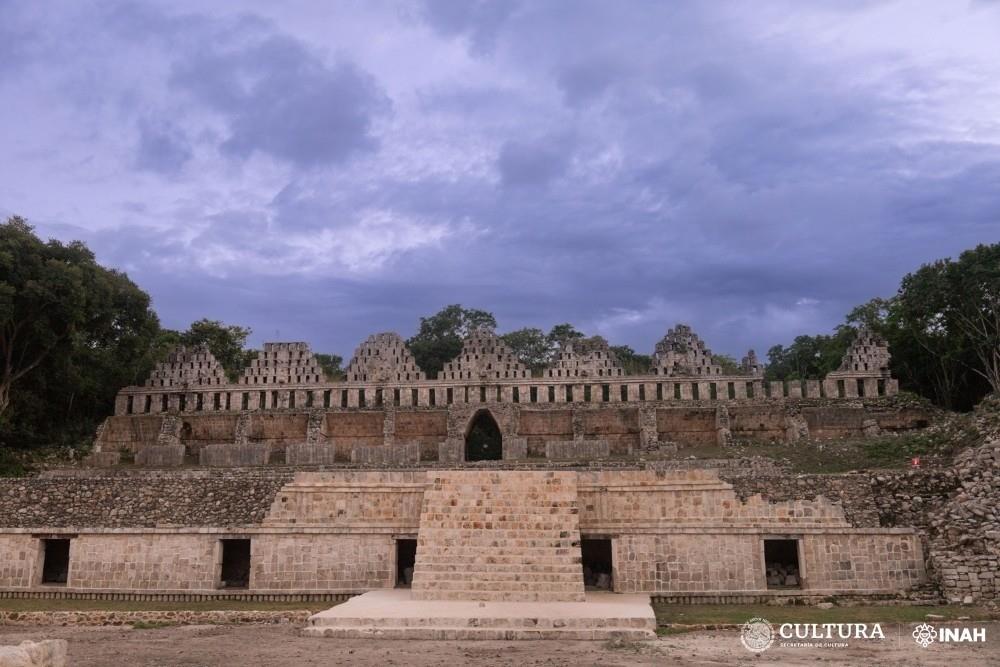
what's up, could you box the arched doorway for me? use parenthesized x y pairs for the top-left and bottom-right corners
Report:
(465, 410), (502, 461)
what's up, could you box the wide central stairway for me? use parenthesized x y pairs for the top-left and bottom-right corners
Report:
(411, 470), (586, 602)
(306, 470), (656, 640)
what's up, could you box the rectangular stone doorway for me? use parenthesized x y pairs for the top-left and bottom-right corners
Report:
(220, 539), (251, 588)
(41, 539), (70, 585)
(396, 538), (417, 588)
(581, 538), (613, 591)
(764, 538), (801, 589)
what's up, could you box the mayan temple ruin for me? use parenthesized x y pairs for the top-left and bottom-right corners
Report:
(0, 321), (992, 640)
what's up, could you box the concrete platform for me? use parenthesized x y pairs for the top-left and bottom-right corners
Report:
(304, 589), (656, 640)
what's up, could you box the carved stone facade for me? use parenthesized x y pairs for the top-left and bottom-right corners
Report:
(829, 327), (892, 378)
(547, 336), (624, 379)
(649, 325), (722, 377)
(240, 342), (323, 386)
(345, 332), (425, 383)
(145, 345), (226, 388)
(439, 328), (530, 381)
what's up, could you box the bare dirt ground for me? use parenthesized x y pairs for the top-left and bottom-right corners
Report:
(1, 622), (998, 666)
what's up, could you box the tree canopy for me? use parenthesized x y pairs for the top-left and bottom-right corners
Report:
(0, 217), (161, 449)
(406, 305), (497, 378)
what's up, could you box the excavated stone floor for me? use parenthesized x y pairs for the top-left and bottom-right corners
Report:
(304, 589), (657, 640)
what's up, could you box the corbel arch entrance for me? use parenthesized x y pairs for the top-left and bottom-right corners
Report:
(464, 409), (503, 461)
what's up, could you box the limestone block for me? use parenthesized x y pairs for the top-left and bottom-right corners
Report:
(199, 443), (270, 467)
(697, 382), (712, 401)
(135, 445), (185, 467)
(85, 451), (120, 467)
(886, 378), (899, 396)
(351, 443), (420, 465)
(863, 378), (879, 398)
(545, 439), (610, 459)
(787, 382), (803, 399)
(804, 380), (821, 398)
(768, 381), (784, 399)
(679, 383), (693, 400)
(502, 437), (528, 460)
(438, 439), (463, 464)
(0, 639), (67, 667)
(285, 443), (338, 465)
(822, 378), (840, 398)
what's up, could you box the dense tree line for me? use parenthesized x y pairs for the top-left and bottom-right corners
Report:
(1, 216), (996, 460)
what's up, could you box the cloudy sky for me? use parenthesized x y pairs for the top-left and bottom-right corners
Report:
(2, 1), (998, 361)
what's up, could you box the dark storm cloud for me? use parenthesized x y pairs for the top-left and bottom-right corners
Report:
(497, 138), (573, 188)
(3, 1), (998, 362)
(169, 33), (390, 167)
(134, 120), (193, 174)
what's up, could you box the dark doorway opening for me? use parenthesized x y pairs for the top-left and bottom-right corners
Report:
(41, 539), (70, 585)
(396, 538), (417, 587)
(220, 539), (251, 588)
(764, 539), (801, 589)
(465, 410), (502, 461)
(581, 538), (613, 591)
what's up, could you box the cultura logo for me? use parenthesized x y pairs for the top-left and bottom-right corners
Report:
(740, 617), (775, 653)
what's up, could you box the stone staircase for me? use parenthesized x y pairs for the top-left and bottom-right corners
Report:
(410, 470), (585, 602)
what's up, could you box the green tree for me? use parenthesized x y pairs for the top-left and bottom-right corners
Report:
(764, 328), (854, 381)
(610, 345), (652, 375)
(546, 323), (584, 345)
(315, 353), (345, 380)
(711, 354), (741, 374)
(501, 328), (552, 374)
(0, 216), (160, 450)
(407, 305), (497, 378)
(179, 319), (253, 381)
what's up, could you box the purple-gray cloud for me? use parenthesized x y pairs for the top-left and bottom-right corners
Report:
(1, 0), (998, 364)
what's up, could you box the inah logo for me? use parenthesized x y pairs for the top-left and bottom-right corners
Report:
(912, 623), (935, 648)
(740, 617), (775, 652)
(912, 623), (987, 648)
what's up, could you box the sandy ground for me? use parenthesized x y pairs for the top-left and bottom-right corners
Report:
(1, 622), (998, 666)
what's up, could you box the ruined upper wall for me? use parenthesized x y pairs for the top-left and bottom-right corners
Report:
(240, 342), (323, 385)
(345, 332), (425, 383)
(828, 327), (891, 378)
(547, 336), (624, 379)
(439, 327), (530, 381)
(649, 324), (723, 376)
(145, 344), (227, 388)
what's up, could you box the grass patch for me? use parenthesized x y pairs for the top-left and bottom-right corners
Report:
(654, 604), (999, 626)
(0, 599), (335, 613)
(131, 620), (175, 630)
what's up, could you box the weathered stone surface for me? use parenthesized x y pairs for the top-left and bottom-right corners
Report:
(0, 639), (67, 667)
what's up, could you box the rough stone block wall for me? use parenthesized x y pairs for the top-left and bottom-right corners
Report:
(655, 408), (717, 445)
(392, 411), (447, 461)
(97, 415), (163, 452)
(517, 411), (573, 457)
(284, 443), (338, 465)
(251, 535), (392, 591)
(68, 534), (218, 590)
(724, 473), (880, 528)
(261, 471), (424, 527)
(199, 444), (270, 467)
(613, 533), (762, 593)
(182, 415), (239, 447)
(801, 533), (925, 591)
(350, 443), (420, 465)
(728, 407), (789, 442)
(0, 470), (293, 528)
(135, 445), (185, 467)
(326, 412), (383, 461)
(546, 440), (610, 459)
(579, 408), (638, 455)
(0, 535), (35, 587)
(249, 414), (309, 446)
(803, 407), (866, 439)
